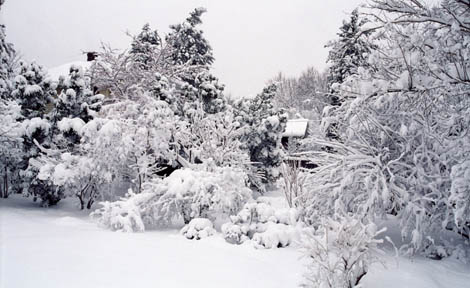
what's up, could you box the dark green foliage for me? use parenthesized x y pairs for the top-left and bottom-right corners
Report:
(326, 9), (373, 104)
(12, 61), (55, 119)
(235, 84), (287, 184)
(130, 23), (161, 68)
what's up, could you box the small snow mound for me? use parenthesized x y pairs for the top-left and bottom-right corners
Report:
(181, 218), (215, 240)
(252, 222), (297, 249)
(58, 118), (86, 135)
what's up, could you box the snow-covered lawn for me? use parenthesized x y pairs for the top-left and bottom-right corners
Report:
(1, 196), (469, 288)
(1, 196), (304, 288)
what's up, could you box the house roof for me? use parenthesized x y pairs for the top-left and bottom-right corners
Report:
(282, 118), (309, 138)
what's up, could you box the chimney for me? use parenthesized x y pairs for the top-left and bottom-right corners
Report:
(86, 51), (98, 62)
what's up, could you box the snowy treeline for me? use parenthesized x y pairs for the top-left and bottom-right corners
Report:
(0, 7), (286, 211)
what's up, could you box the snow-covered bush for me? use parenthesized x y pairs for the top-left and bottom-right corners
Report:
(92, 166), (252, 232)
(81, 95), (182, 194)
(221, 201), (302, 248)
(188, 108), (248, 167)
(181, 218), (215, 240)
(0, 99), (22, 198)
(301, 216), (386, 288)
(279, 161), (307, 208)
(307, 0), (470, 256)
(92, 191), (157, 232)
(35, 152), (101, 210)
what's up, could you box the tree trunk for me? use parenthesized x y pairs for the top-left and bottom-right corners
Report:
(2, 167), (8, 198)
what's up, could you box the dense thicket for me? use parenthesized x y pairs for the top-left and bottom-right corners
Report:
(305, 0), (470, 258)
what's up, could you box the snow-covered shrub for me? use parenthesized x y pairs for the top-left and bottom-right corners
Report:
(307, 0), (470, 256)
(279, 161), (307, 208)
(91, 191), (158, 232)
(181, 218), (215, 240)
(221, 201), (302, 248)
(252, 222), (298, 248)
(92, 166), (252, 232)
(449, 161), (470, 236)
(301, 216), (385, 288)
(80, 96), (182, 195)
(145, 167), (252, 225)
(188, 109), (249, 167)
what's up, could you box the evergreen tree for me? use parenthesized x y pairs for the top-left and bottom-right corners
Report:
(0, 12), (16, 100)
(130, 23), (161, 69)
(235, 84), (287, 185)
(325, 9), (372, 106)
(166, 7), (214, 69)
(165, 8), (225, 116)
(12, 61), (55, 119)
(54, 65), (100, 123)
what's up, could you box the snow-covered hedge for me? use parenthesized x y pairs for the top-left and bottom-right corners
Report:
(91, 167), (252, 232)
(221, 201), (302, 248)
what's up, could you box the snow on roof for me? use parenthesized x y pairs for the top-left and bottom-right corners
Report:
(282, 118), (309, 138)
(48, 61), (92, 81)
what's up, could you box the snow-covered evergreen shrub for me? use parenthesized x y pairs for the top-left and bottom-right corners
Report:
(221, 201), (302, 248)
(92, 166), (252, 231)
(235, 84), (287, 185)
(301, 216), (385, 288)
(54, 64), (101, 123)
(12, 61), (55, 119)
(181, 218), (215, 240)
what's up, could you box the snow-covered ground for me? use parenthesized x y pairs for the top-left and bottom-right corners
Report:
(1, 195), (469, 288)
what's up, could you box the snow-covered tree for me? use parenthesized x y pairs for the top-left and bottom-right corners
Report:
(54, 65), (101, 124)
(325, 8), (373, 101)
(12, 61), (55, 119)
(0, 11), (15, 100)
(0, 99), (22, 198)
(308, 0), (470, 256)
(235, 84), (287, 185)
(189, 108), (248, 167)
(166, 7), (214, 69)
(130, 23), (161, 69)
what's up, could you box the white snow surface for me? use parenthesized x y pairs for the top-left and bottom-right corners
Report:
(48, 61), (91, 81)
(0, 196), (303, 288)
(1, 195), (470, 288)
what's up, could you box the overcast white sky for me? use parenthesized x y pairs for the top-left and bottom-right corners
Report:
(1, 0), (363, 97)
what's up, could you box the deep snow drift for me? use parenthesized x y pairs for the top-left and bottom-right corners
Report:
(1, 196), (469, 288)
